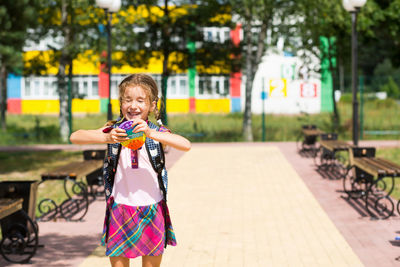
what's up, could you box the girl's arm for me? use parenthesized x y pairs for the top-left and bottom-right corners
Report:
(70, 127), (128, 145)
(147, 130), (191, 152)
(131, 119), (191, 151)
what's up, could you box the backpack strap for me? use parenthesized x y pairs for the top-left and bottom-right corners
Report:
(145, 121), (167, 199)
(145, 121), (169, 248)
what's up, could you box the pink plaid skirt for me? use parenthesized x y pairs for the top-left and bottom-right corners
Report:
(101, 197), (177, 258)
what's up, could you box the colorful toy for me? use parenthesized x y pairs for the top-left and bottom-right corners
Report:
(119, 121), (146, 150)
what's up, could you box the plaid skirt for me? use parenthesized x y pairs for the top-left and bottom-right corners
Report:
(101, 196), (177, 258)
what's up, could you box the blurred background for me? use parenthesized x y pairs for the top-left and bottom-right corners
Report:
(0, 0), (399, 145)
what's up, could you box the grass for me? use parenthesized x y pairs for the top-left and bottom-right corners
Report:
(1, 98), (399, 145)
(0, 150), (83, 217)
(376, 148), (400, 200)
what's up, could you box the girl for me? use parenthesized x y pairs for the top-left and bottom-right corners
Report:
(70, 74), (191, 267)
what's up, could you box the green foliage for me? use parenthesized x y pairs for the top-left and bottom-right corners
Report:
(115, 1), (233, 72)
(0, 0), (38, 72)
(23, 0), (100, 141)
(366, 59), (400, 96)
(25, 0), (99, 75)
(381, 77), (400, 99)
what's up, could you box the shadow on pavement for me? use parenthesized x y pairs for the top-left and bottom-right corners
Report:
(0, 233), (100, 267)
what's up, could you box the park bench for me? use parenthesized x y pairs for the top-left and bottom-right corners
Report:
(0, 181), (40, 263)
(342, 147), (400, 219)
(38, 149), (105, 222)
(313, 134), (351, 179)
(296, 125), (324, 157)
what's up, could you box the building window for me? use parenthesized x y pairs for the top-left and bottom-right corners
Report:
(73, 81), (80, 96)
(223, 78), (229, 95)
(24, 79), (31, 96)
(179, 79), (187, 95)
(198, 76), (212, 96)
(197, 76), (229, 98)
(165, 75), (188, 98)
(92, 81), (98, 96)
(52, 81), (57, 96)
(207, 31), (212, 41)
(34, 80), (40, 96)
(202, 27), (230, 43)
(82, 81), (89, 96)
(111, 77), (121, 98)
(43, 81), (50, 96)
(224, 29), (230, 42)
(170, 79), (176, 95)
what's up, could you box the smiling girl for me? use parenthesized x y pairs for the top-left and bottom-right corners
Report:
(70, 74), (191, 267)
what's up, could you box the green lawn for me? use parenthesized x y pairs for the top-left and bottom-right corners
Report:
(1, 98), (399, 145)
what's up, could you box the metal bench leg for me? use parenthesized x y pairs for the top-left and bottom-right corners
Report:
(365, 176), (395, 219)
(342, 166), (366, 199)
(37, 180), (59, 222)
(59, 179), (89, 221)
(0, 210), (39, 263)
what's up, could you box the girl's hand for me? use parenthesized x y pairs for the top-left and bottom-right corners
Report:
(107, 128), (129, 143)
(131, 119), (152, 136)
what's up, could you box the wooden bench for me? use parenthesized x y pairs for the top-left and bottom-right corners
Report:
(0, 198), (39, 263)
(314, 134), (353, 179)
(41, 160), (103, 181)
(0, 198), (23, 220)
(38, 150), (104, 222)
(297, 125), (324, 157)
(343, 147), (400, 219)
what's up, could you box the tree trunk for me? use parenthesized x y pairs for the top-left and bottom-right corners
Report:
(58, 0), (71, 142)
(58, 62), (70, 142)
(161, 52), (169, 125)
(242, 19), (269, 142)
(0, 63), (7, 131)
(68, 61), (73, 141)
(242, 21), (254, 142)
(160, 0), (171, 126)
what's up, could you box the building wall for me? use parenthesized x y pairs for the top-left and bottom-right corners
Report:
(7, 25), (327, 116)
(250, 52), (322, 114)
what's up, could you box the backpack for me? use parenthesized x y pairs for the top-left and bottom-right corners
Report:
(102, 120), (168, 202)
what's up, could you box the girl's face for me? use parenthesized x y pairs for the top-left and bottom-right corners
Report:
(121, 86), (155, 121)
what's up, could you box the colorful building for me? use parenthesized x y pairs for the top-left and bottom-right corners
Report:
(7, 24), (330, 116)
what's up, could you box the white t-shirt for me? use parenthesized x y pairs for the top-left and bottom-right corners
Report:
(111, 145), (163, 206)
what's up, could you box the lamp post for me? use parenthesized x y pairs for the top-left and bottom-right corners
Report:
(96, 0), (121, 120)
(342, 0), (367, 146)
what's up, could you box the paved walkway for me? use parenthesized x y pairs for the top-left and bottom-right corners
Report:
(79, 145), (363, 267)
(1, 142), (400, 266)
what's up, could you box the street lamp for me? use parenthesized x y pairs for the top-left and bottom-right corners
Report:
(96, 0), (121, 120)
(342, 0), (367, 146)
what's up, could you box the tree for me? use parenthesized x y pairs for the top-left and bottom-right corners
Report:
(293, 0), (400, 129)
(0, 1), (38, 130)
(25, 0), (98, 142)
(291, 0), (351, 130)
(228, 0), (292, 141)
(357, 0), (400, 75)
(118, 0), (232, 125)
